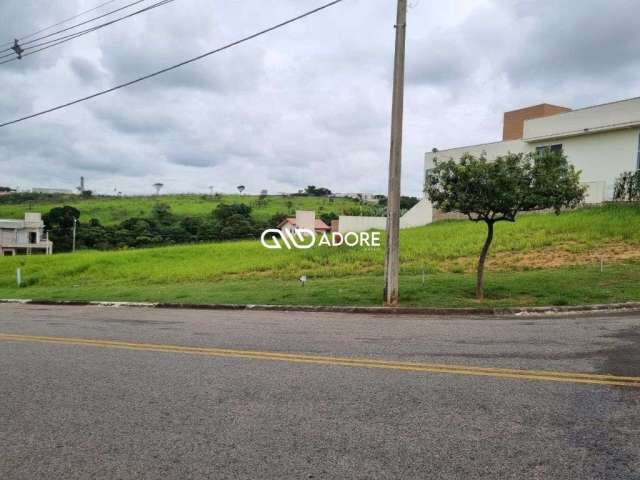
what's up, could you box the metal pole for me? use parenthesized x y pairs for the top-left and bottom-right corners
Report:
(383, 0), (407, 306)
(72, 218), (77, 253)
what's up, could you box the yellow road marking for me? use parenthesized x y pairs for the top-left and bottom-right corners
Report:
(1, 332), (638, 388)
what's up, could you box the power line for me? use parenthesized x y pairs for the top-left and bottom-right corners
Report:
(0, 0), (150, 54)
(0, 0), (176, 65)
(0, 0), (123, 48)
(0, 0), (172, 63)
(0, 0), (345, 129)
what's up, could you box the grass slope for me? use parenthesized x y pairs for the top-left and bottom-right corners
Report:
(0, 194), (361, 224)
(0, 204), (638, 307)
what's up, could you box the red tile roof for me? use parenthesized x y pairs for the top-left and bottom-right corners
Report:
(277, 217), (331, 231)
(314, 219), (331, 231)
(278, 218), (296, 228)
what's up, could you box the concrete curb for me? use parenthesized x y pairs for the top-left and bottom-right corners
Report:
(1, 298), (640, 317)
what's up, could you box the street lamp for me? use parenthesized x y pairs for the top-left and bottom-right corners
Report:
(72, 218), (77, 253)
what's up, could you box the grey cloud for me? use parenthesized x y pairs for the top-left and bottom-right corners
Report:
(406, 34), (471, 87)
(91, 102), (176, 135)
(167, 151), (222, 168)
(502, 0), (640, 86)
(69, 57), (102, 84)
(1, 0), (639, 197)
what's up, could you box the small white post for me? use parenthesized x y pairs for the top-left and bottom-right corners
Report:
(600, 258), (604, 273)
(16, 268), (21, 287)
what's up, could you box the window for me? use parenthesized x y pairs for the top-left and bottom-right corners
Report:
(536, 144), (563, 154)
(550, 144), (563, 154)
(29, 232), (37, 244)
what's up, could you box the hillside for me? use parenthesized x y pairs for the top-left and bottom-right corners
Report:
(0, 204), (638, 308)
(0, 193), (365, 224)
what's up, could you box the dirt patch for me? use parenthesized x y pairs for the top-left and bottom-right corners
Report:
(446, 242), (640, 272)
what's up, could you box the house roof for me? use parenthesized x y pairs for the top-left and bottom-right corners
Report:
(277, 218), (296, 228)
(277, 217), (331, 231)
(315, 219), (330, 230)
(0, 219), (25, 228)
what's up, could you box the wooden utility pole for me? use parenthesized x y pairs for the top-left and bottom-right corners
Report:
(383, 0), (407, 306)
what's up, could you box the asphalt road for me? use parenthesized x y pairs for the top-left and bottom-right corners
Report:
(1, 304), (639, 479)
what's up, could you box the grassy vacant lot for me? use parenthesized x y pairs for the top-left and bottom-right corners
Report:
(0, 204), (638, 308)
(0, 194), (361, 224)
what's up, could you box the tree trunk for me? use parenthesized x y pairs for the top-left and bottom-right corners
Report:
(476, 220), (495, 300)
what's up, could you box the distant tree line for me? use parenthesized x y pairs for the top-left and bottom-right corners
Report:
(44, 203), (291, 253)
(303, 185), (333, 196)
(0, 192), (78, 204)
(376, 195), (420, 211)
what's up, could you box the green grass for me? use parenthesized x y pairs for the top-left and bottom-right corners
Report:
(0, 204), (638, 308)
(0, 194), (361, 224)
(0, 265), (638, 309)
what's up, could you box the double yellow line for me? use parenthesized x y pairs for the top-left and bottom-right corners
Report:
(1, 332), (639, 388)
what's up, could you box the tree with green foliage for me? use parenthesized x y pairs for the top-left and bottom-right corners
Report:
(269, 212), (289, 228)
(377, 195), (419, 211)
(425, 150), (585, 300)
(319, 212), (338, 227)
(43, 206), (81, 252)
(213, 203), (252, 221)
(78, 218), (110, 250)
(304, 185), (332, 197)
(151, 202), (174, 224)
(212, 203), (261, 240)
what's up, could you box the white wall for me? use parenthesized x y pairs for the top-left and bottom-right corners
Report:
(425, 139), (530, 170)
(24, 213), (42, 224)
(0, 229), (17, 244)
(338, 215), (387, 234)
(400, 198), (433, 228)
(530, 128), (639, 198)
(338, 199), (434, 233)
(582, 181), (607, 204)
(295, 211), (315, 231)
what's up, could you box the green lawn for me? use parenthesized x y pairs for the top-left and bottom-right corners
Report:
(0, 194), (361, 224)
(0, 204), (638, 308)
(0, 264), (638, 308)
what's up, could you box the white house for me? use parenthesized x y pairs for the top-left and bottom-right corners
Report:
(425, 97), (640, 202)
(0, 213), (53, 256)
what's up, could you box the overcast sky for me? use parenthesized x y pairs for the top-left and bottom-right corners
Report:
(1, 0), (639, 196)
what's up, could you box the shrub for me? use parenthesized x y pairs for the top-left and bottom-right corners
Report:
(613, 171), (640, 201)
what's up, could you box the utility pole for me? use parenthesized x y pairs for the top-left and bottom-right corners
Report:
(383, 0), (407, 306)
